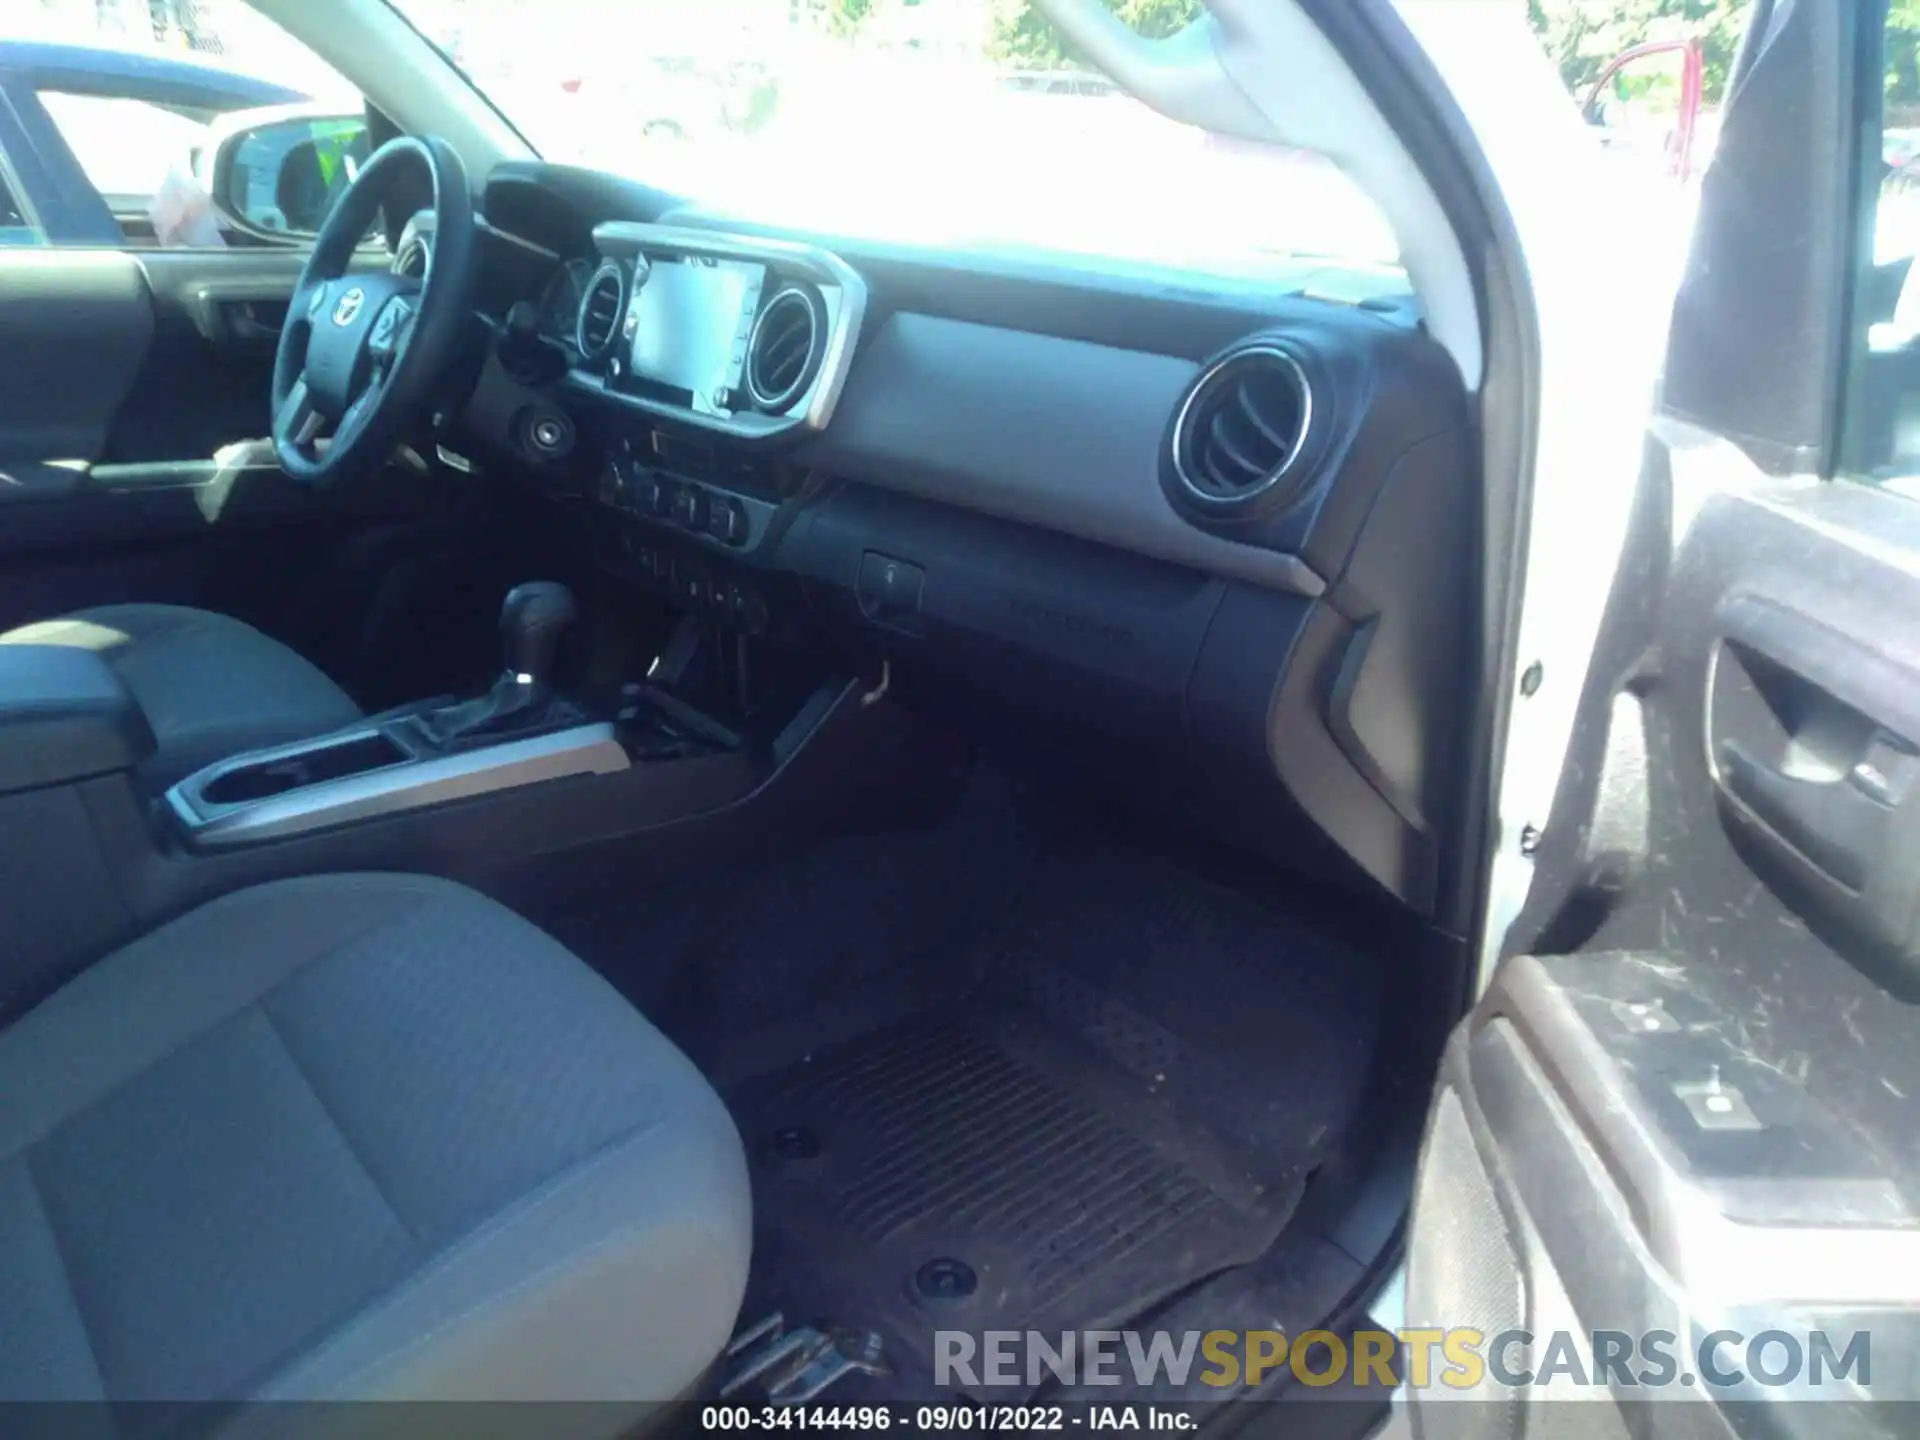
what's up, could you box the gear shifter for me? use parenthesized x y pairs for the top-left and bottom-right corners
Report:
(500, 581), (576, 695)
(420, 582), (578, 748)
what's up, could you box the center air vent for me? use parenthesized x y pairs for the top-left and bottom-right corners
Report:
(1170, 346), (1315, 515)
(576, 260), (627, 361)
(746, 286), (826, 413)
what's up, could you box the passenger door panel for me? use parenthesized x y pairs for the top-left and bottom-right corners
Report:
(1406, 1), (1911, 1432)
(1410, 469), (1920, 1437)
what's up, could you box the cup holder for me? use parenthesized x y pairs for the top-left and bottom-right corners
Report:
(200, 732), (407, 806)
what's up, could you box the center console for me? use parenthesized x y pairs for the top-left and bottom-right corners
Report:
(163, 581), (630, 851)
(154, 564), (844, 865)
(165, 717), (630, 850)
(542, 226), (869, 645)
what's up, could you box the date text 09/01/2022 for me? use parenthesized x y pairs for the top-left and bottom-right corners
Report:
(699, 1405), (1200, 1432)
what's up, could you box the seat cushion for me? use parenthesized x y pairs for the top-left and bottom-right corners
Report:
(0, 604), (362, 789)
(0, 874), (751, 1424)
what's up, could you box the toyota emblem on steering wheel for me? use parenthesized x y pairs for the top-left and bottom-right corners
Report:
(332, 288), (366, 327)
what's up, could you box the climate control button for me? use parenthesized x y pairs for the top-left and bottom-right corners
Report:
(630, 468), (669, 517)
(670, 485), (710, 531)
(709, 497), (749, 546)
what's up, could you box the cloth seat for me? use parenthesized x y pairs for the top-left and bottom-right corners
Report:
(0, 604), (362, 788)
(0, 873), (752, 1430)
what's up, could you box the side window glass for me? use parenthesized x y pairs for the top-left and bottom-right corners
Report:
(1845, 14), (1920, 487)
(37, 92), (214, 242)
(1876, 21), (1920, 281)
(0, 3), (362, 250)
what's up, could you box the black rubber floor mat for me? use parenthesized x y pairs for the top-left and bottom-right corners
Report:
(731, 1009), (1289, 1397)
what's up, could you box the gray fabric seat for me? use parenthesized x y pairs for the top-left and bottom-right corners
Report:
(0, 873), (752, 1425)
(0, 604), (362, 789)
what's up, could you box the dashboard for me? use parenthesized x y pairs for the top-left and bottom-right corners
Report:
(454, 162), (1473, 918)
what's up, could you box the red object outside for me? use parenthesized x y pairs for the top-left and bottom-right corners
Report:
(1583, 38), (1706, 182)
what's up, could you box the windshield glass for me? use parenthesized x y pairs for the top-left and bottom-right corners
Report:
(387, 0), (1401, 286)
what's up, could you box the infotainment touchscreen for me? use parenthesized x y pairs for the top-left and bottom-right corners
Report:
(625, 255), (766, 411)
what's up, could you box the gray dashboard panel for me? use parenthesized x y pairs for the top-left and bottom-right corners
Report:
(797, 313), (1327, 597)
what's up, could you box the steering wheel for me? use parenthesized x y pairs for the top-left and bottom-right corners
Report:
(272, 136), (477, 484)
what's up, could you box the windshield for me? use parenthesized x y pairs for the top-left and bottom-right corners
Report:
(387, 0), (1401, 286)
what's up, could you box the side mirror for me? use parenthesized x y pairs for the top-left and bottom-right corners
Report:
(205, 109), (372, 240)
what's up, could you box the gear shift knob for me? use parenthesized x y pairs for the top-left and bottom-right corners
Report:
(500, 582), (575, 688)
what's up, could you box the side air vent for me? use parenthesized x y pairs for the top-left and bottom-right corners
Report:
(1170, 346), (1315, 514)
(575, 260), (626, 361)
(746, 286), (826, 413)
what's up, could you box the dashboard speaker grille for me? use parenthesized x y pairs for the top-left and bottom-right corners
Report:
(576, 260), (626, 361)
(1171, 347), (1314, 512)
(747, 287), (824, 412)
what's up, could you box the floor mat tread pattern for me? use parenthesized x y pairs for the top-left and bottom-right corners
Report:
(735, 1011), (1283, 1389)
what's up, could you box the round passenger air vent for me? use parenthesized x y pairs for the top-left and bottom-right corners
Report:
(393, 234), (430, 280)
(575, 260), (627, 362)
(1170, 346), (1315, 515)
(745, 286), (826, 413)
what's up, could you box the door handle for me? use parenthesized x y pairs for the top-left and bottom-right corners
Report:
(1717, 738), (1897, 890)
(188, 285), (291, 346)
(227, 303), (283, 342)
(1709, 596), (1920, 983)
